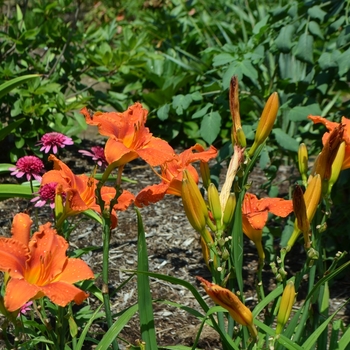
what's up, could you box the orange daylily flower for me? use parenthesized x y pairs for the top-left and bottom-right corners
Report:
(308, 115), (350, 169)
(135, 144), (218, 207)
(242, 193), (293, 262)
(0, 213), (94, 312)
(41, 155), (135, 227)
(81, 103), (175, 167)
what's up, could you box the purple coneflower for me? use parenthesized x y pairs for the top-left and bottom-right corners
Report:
(79, 146), (108, 168)
(38, 132), (73, 154)
(9, 156), (44, 181)
(31, 182), (59, 208)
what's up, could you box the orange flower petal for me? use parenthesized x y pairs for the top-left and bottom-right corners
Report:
(137, 137), (175, 166)
(40, 281), (89, 307)
(104, 138), (138, 166)
(55, 258), (94, 284)
(113, 189), (135, 211)
(342, 145), (350, 169)
(257, 198), (293, 218)
(179, 144), (218, 164)
(28, 223), (68, 278)
(247, 211), (269, 230)
(242, 215), (263, 242)
(0, 238), (28, 278)
(4, 278), (40, 312)
(135, 183), (169, 207)
(11, 213), (32, 246)
(308, 115), (340, 131)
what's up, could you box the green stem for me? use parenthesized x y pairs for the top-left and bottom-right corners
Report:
(100, 165), (124, 350)
(57, 306), (67, 350)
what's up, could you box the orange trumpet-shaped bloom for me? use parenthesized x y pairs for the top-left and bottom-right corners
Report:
(0, 214), (94, 312)
(242, 193), (293, 261)
(308, 115), (350, 169)
(135, 144), (218, 207)
(81, 103), (175, 167)
(41, 155), (134, 226)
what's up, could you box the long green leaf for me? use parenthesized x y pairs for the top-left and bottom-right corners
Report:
(127, 270), (239, 350)
(0, 164), (15, 173)
(95, 304), (138, 350)
(75, 305), (104, 350)
(338, 322), (350, 350)
(0, 118), (25, 141)
(0, 184), (38, 200)
(254, 319), (303, 350)
(0, 74), (41, 98)
(302, 300), (350, 350)
(136, 209), (158, 350)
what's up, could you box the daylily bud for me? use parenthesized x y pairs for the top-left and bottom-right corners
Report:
(230, 76), (245, 147)
(182, 170), (211, 243)
(248, 92), (279, 157)
(276, 281), (295, 335)
(197, 276), (258, 338)
(327, 141), (345, 195)
(298, 143), (308, 186)
(208, 183), (222, 230)
(287, 174), (322, 251)
(200, 161), (211, 190)
(222, 193), (236, 229)
(236, 128), (247, 148)
(292, 185), (310, 249)
(55, 187), (64, 220)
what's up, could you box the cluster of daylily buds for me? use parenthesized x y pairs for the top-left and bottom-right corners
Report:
(182, 76), (350, 338)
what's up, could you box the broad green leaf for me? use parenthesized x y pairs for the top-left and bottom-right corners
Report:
(337, 24), (350, 47)
(200, 111), (221, 144)
(330, 16), (345, 33)
(259, 147), (270, 170)
(136, 209), (158, 350)
(0, 74), (41, 98)
(157, 104), (170, 121)
(191, 91), (202, 101)
(212, 53), (235, 67)
(295, 34), (314, 64)
(336, 47), (350, 76)
(309, 21), (324, 39)
(287, 104), (322, 122)
(275, 25), (295, 53)
(307, 5), (326, 21)
(192, 103), (213, 119)
(318, 52), (338, 70)
(272, 128), (299, 152)
(172, 94), (193, 115)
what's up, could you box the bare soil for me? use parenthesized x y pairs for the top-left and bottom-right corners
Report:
(1, 131), (350, 349)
